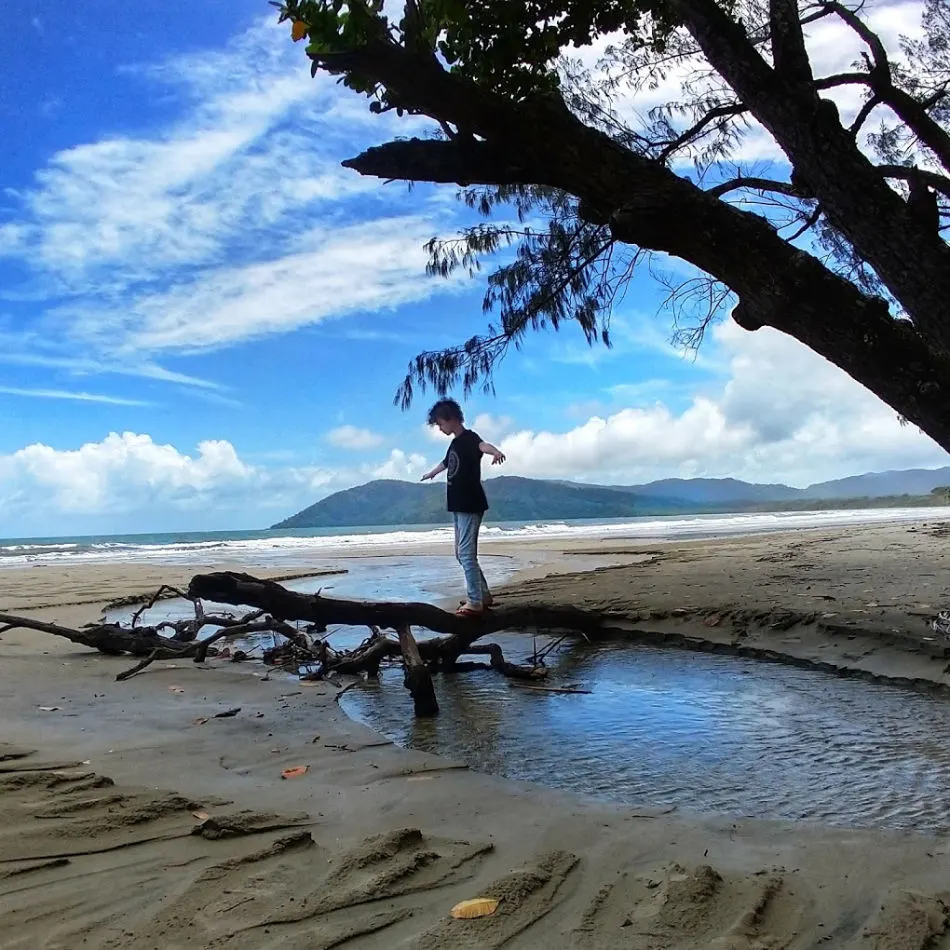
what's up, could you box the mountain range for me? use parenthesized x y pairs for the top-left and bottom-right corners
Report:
(272, 467), (950, 529)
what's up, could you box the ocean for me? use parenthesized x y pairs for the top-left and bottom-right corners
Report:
(0, 505), (941, 569)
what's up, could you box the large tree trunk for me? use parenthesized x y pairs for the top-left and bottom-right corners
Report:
(346, 135), (950, 452)
(310, 35), (950, 451)
(669, 0), (950, 354)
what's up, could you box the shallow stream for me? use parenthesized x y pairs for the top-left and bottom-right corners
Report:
(113, 555), (950, 835)
(341, 636), (950, 835)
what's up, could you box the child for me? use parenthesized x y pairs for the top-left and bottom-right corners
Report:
(421, 399), (506, 616)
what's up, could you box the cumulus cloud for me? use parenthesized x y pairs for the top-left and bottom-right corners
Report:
(371, 449), (428, 480)
(326, 425), (384, 450)
(0, 432), (433, 535)
(471, 413), (516, 442)
(493, 321), (948, 487)
(0, 433), (254, 517)
(3, 310), (948, 536)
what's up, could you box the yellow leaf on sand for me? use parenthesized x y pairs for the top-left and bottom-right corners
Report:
(451, 898), (499, 920)
(291, 20), (307, 41)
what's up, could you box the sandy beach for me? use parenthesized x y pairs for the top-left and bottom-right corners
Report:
(2, 519), (950, 948)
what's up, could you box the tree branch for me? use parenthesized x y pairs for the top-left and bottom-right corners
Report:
(308, 21), (950, 448)
(706, 176), (810, 198)
(821, 1), (950, 172)
(342, 139), (534, 185)
(814, 72), (872, 90)
(669, 0), (950, 351)
(188, 572), (602, 642)
(769, 0), (815, 84)
(849, 94), (882, 137)
(821, 1), (890, 79)
(877, 165), (950, 199)
(875, 84), (950, 174)
(786, 203), (823, 240)
(656, 102), (748, 161)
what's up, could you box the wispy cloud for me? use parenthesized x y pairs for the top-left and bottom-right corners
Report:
(0, 386), (154, 406)
(0, 15), (460, 378)
(0, 351), (223, 390)
(60, 216), (457, 354)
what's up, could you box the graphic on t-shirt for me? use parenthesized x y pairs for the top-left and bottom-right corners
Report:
(446, 449), (459, 481)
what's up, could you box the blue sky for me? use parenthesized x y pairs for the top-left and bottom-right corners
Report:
(0, 0), (945, 537)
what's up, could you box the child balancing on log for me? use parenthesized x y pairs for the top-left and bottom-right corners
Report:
(420, 399), (506, 617)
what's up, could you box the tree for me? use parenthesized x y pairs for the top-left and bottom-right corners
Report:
(275, 0), (950, 450)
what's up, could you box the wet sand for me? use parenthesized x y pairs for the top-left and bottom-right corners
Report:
(2, 520), (950, 948)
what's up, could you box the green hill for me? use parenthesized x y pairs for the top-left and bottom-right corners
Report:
(271, 470), (950, 530)
(271, 476), (689, 529)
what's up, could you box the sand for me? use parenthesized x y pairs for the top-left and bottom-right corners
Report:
(2, 520), (950, 948)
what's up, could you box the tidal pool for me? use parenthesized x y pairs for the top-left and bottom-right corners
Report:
(108, 557), (950, 834)
(341, 635), (950, 834)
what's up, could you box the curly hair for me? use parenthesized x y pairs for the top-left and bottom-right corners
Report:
(427, 398), (464, 425)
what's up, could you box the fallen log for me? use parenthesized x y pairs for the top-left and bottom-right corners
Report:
(184, 571), (606, 714)
(0, 572), (604, 716)
(188, 571), (602, 643)
(0, 611), (310, 682)
(0, 612), (193, 659)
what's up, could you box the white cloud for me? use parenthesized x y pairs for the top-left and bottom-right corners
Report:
(567, 0), (924, 166)
(0, 15), (456, 374)
(0, 351), (222, 390)
(494, 320), (947, 487)
(471, 413), (516, 442)
(0, 387), (154, 407)
(0, 432), (434, 534)
(371, 449), (428, 480)
(0, 433), (254, 516)
(3, 309), (949, 536)
(327, 425), (384, 450)
(6, 21), (360, 288)
(109, 217), (447, 352)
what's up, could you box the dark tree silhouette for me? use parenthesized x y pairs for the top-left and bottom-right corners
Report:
(276, 0), (950, 450)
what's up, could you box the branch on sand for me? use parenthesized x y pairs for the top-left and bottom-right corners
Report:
(0, 571), (604, 715)
(0, 610), (309, 681)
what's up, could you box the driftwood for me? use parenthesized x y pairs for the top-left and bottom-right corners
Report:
(188, 571), (600, 638)
(0, 610), (310, 681)
(397, 623), (438, 717)
(188, 571), (604, 686)
(0, 571), (603, 716)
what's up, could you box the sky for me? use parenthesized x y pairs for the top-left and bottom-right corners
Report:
(0, 0), (946, 537)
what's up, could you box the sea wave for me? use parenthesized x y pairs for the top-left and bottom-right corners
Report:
(0, 507), (939, 568)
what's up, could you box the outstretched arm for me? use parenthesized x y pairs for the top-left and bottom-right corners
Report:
(479, 441), (506, 466)
(421, 461), (447, 481)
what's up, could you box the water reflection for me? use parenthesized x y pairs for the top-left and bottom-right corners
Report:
(342, 637), (950, 834)
(104, 556), (950, 834)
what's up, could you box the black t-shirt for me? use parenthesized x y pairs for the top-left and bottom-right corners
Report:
(443, 429), (488, 513)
